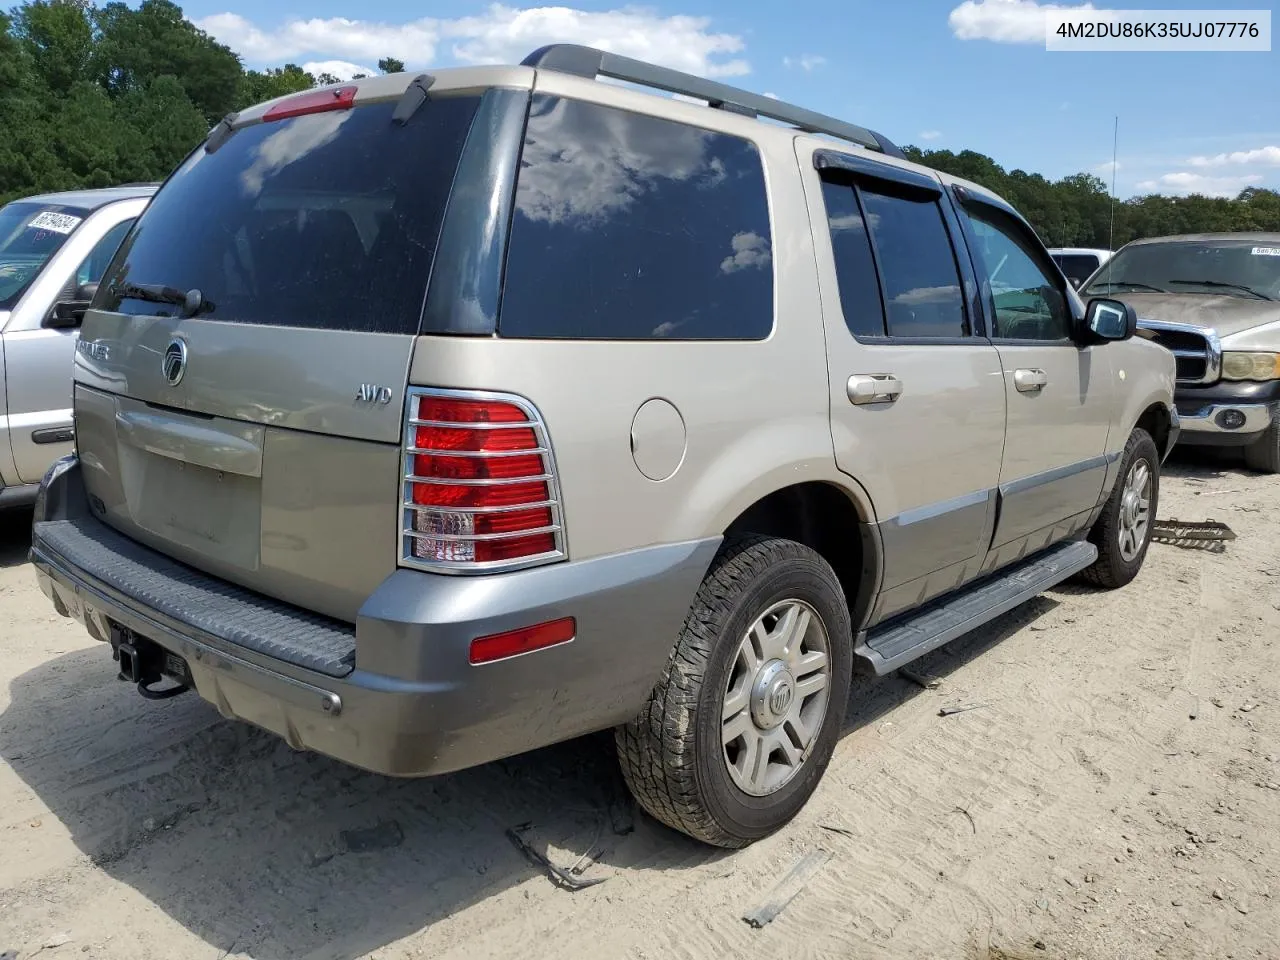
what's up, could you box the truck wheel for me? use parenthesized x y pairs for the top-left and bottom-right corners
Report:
(1243, 417), (1280, 474)
(615, 535), (853, 848)
(1079, 428), (1160, 589)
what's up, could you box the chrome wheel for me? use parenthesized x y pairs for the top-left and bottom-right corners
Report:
(1117, 457), (1152, 562)
(721, 599), (832, 797)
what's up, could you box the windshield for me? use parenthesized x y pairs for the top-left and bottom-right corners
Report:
(99, 95), (481, 334)
(0, 201), (90, 309)
(1083, 239), (1280, 301)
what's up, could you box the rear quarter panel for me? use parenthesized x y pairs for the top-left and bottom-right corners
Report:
(408, 82), (870, 562)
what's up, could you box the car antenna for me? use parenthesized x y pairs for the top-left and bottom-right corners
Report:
(1106, 114), (1118, 286)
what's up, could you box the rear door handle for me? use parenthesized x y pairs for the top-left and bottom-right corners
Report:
(847, 374), (904, 405)
(1013, 368), (1048, 393)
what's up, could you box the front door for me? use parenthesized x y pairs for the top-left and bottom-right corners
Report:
(954, 193), (1113, 556)
(801, 147), (1008, 625)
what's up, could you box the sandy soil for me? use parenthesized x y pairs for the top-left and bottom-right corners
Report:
(1, 453), (1278, 960)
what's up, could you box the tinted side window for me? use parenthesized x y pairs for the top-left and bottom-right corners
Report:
(965, 206), (1070, 341)
(859, 187), (967, 338)
(821, 180), (886, 338)
(77, 219), (134, 286)
(499, 95), (773, 340)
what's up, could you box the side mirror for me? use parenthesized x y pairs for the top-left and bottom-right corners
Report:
(47, 282), (99, 330)
(1083, 297), (1137, 342)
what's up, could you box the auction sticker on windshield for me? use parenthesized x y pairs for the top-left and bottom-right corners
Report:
(27, 211), (82, 234)
(1252, 247), (1280, 257)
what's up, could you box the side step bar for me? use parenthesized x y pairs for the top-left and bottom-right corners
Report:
(855, 540), (1099, 676)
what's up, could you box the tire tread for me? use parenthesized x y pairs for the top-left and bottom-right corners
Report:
(615, 534), (829, 847)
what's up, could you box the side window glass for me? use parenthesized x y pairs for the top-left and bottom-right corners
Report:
(965, 207), (1070, 341)
(858, 186), (967, 338)
(820, 179), (886, 338)
(499, 95), (773, 340)
(76, 219), (134, 286)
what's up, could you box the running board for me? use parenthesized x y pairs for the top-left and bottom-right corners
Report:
(855, 540), (1098, 676)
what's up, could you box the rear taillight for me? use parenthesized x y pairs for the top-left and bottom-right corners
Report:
(401, 388), (565, 573)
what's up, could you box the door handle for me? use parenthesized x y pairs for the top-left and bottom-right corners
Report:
(1013, 368), (1048, 393)
(847, 374), (904, 405)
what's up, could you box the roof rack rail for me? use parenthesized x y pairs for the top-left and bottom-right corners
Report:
(521, 43), (905, 159)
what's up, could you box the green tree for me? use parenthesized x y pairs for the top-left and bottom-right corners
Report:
(11, 0), (94, 95)
(378, 56), (405, 74)
(92, 0), (241, 123)
(237, 63), (314, 109)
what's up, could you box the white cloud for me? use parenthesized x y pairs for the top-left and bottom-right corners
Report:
(948, 0), (1095, 43)
(720, 231), (771, 274)
(919, 130), (942, 141)
(763, 91), (779, 99)
(301, 60), (377, 81)
(512, 95), (721, 226)
(783, 54), (826, 71)
(197, 5), (750, 79)
(1189, 145), (1280, 168)
(1134, 171), (1264, 198)
(1093, 159), (1122, 175)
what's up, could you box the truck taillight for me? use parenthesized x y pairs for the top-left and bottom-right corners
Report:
(401, 389), (565, 573)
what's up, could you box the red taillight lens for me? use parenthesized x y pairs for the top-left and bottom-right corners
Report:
(410, 480), (549, 509)
(414, 424), (539, 452)
(469, 617), (576, 665)
(413, 453), (545, 482)
(417, 396), (528, 424)
(403, 391), (562, 569)
(263, 86), (358, 122)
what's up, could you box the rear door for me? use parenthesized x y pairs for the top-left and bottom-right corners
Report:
(72, 88), (490, 622)
(952, 190), (1113, 556)
(802, 148), (1007, 625)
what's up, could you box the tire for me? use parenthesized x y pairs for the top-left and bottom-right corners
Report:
(1079, 428), (1160, 589)
(615, 535), (853, 848)
(1243, 416), (1280, 474)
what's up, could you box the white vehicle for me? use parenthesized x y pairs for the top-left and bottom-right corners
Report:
(1050, 247), (1114, 288)
(0, 184), (155, 508)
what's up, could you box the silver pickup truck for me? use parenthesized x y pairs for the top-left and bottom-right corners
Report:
(1, 185), (155, 508)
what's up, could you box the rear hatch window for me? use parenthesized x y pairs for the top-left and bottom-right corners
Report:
(100, 95), (481, 333)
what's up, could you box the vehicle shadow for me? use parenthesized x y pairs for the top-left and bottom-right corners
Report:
(1, 586), (1059, 959)
(0, 507), (33, 569)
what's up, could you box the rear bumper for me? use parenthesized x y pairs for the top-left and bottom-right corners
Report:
(30, 456), (717, 777)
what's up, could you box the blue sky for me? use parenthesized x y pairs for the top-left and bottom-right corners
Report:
(179, 0), (1280, 199)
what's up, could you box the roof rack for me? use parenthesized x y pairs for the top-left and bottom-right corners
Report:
(521, 44), (905, 159)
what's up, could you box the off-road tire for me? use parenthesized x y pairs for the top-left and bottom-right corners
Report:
(615, 535), (853, 848)
(1079, 428), (1160, 589)
(1243, 416), (1280, 474)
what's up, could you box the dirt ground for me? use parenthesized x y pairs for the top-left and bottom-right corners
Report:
(1, 453), (1277, 960)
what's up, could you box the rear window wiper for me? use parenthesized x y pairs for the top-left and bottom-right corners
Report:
(114, 281), (213, 316)
(1167, 279), (1274, 301)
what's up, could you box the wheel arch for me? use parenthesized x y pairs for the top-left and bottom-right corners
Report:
(1134, 400), (1175, 461)
(721, 479), (882, 631)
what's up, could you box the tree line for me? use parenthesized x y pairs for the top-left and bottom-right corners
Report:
(902, 145), (1280, 249)
(3, 0), (1278, 249)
